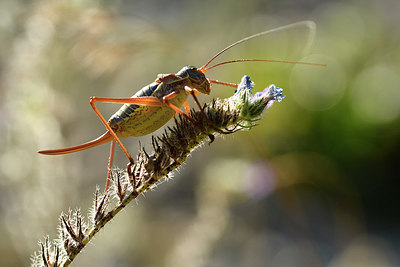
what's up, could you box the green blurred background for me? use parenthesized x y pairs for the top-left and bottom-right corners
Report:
(1, 0), (399, 266)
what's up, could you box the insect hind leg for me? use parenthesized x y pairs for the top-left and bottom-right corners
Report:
(89, 95), (165, 187)
(105, 139), (115, 192)
(90, 97), (135, 191)
(90, 97), (135, 164)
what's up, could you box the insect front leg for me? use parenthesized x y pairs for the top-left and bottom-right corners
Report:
(161, 91), (207, 131)
(208, 79), (238, 88)
(182, 100), (191, 115)
(184, 86), (239, 135)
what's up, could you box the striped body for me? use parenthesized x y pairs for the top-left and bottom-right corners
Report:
(108, 78), (190, 137)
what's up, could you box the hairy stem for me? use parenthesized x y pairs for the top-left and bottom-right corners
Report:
(31, 76), (284, 266)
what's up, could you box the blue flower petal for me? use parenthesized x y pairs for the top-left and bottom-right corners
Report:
(264, 84), (285, 102)
(235, 75), (254, 95)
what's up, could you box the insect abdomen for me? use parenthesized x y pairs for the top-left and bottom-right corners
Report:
(108, 81), (188, 137)
(109, 82), (159, 123)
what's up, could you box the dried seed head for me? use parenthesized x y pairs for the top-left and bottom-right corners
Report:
(31, 75), (284, 266)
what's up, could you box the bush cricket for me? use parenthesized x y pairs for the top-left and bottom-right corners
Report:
(39, 21), (323, 191)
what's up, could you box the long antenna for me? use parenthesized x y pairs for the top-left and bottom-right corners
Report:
(202, 58), (325, 72)
(199, 20), (316, 72)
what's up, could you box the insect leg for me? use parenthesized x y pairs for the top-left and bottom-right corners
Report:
(161, 91), (207, 131)
(185, 86), (239, 134)
(105, 139), (115, 192)
(90, 98), (133, 164)
(90, 96), (164, 183)
(208, 79), (238, 87)
(183, 100), (191, 115)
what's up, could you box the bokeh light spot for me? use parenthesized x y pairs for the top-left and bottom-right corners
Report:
(350, 64), (400, 124)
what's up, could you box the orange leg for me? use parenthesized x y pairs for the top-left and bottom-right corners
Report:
(183, 100), (191, 115)
(105, 139), (115, 191)
(208, 79), (238, 88)
(90, 96), (164, 188)
(90, 96), (162, 163)
(184, 86), (238, 135)
(161, 91), (205, 130)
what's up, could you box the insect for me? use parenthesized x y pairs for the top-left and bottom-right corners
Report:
(39, 21), (323, 191)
